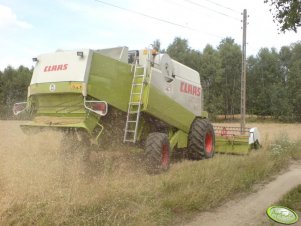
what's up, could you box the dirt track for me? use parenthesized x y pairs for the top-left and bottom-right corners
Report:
(185, 162), (301, 226)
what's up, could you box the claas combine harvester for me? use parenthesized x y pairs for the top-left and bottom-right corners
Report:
(13, 46), (260, 172)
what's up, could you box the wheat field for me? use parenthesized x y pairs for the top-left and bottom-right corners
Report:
(0, 120), (300, 225)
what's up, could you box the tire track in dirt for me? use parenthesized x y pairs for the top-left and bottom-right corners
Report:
(185, 162), (301, 226)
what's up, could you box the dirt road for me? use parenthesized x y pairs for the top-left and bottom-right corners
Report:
(185, 162), (301, 226)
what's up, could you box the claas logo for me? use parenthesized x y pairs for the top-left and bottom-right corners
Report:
(44, 64), (68, 72)
(180, 81), (201, 96)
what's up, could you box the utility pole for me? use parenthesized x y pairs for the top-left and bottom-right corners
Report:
(240, 9), (247, 134)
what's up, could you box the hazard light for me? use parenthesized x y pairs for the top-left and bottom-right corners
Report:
(77, 51), (84, 58)
(84, 98), (108, 116)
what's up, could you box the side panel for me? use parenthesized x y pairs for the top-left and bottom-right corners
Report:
(144, 69), (196, 133)
(87, 53), (133, 112)
(143, 68), (200, 132)
(145, 83), (195, 133)
(148, 68), (202, 115)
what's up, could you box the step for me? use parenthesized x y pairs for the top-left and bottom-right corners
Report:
(125, 130), (136, 133)
(127, 120), (137, 123)
(130, 102), (141, 105)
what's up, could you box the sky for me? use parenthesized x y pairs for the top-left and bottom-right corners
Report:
(0, 0), (300, 70)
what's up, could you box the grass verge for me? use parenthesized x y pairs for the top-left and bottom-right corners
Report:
(278, 185), (301, 212)
(263, 183), (301, 226)
(0, 134), (301, 226)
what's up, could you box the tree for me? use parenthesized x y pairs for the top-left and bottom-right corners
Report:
(217, 38), (242, 118)
(0, 66), (32, 119)
(166, 37), (203, 72)
(264, 0), (301, 32)
(286, 42), (301, 120)
(248, 48), (281, 116)
(166, 37), (191, 65)
(246, 46), (296, 121)
(199, 44), (223, 116)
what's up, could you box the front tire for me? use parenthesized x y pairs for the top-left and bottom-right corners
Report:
(145, 132), (170, 173)
(187, 118), (215, 160)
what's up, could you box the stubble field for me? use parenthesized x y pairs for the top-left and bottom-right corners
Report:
(0, 120), (300, 225)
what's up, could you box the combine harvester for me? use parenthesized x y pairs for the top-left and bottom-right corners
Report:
(13, 46), (260, 172)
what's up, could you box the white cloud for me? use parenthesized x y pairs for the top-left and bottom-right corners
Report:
(0, 5), (32, 30)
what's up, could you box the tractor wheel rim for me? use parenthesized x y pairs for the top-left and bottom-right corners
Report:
(161, 144), (169, 168)
(205, 131), (213, 153)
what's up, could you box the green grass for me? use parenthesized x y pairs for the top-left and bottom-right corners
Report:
(278, 185), (301, 213)
(263, 182), (301, 226)
(1, 136), (301, 226)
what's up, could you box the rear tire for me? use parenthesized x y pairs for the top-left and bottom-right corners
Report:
(187, 118), (215, 160)
(145, 132), (170, 173)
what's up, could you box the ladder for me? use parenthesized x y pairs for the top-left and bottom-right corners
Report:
(123, 59), (146, 143)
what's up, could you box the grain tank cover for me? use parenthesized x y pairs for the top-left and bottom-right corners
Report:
(153, 53), (200, 84)
(153, 54), (174, 78)
(172, 60), (200, 84)
(30, 49), (93, 84)
(96, 46), (128, 63)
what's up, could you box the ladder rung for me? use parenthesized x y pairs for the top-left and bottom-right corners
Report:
(124, 62), (145, 144)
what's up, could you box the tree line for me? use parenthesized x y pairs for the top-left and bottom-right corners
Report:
(164, 37), (301, 121)
(0, 66), (32, 119)
(0, 38), (300, 121)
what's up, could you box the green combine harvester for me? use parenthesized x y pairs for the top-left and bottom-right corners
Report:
(13, 46), (260, 172)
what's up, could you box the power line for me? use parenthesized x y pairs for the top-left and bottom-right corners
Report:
(94, 0), (223, 38)
(167, 0), (221, 21)
(201, 0), (240, 14)
(184, 0), (241, 21)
